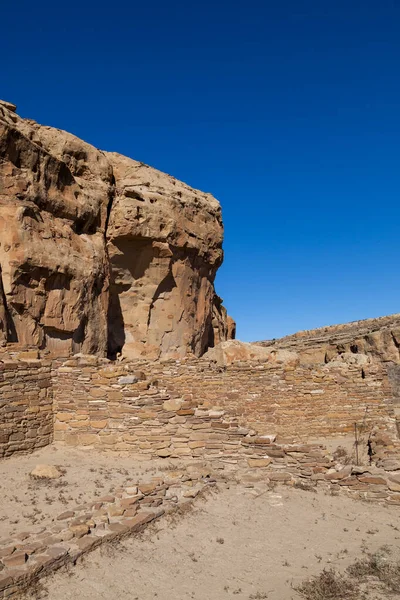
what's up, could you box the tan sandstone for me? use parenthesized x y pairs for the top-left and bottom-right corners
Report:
(0, 101), (234, 360)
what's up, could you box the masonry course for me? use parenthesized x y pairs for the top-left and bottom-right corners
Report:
(0, 352), (400, 596)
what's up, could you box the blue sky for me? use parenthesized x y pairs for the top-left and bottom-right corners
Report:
(2, 0), (399, 341)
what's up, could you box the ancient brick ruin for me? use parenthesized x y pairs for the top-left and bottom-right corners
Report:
(1, 346), (399, 484)
(1, 341), (400, 596)
(0, 100), (399, 597)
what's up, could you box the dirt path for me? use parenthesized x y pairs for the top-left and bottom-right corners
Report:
(35, 481), (400, 600)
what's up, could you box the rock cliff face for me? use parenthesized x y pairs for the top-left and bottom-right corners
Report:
(254, 314), (400, 365)
(0, 100), (234, 358)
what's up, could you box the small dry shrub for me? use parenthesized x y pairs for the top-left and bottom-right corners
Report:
(347, 553), (400, 593)
(332, 446), (352, 465)
(294, 568), (359, 600)
(158, 462), (185, 472)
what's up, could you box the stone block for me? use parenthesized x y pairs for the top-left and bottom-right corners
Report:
(163, 398), (183, 412)
(69, 420), (90, 429)
(69, 524), (90, 537)
(268, 472), (292, 481)
(18, 351), (39, 360)
(157, 448), (172, 457)
(2, 551), (27, 567)
(89, 388), (107, 398)
(118, 376), (139, 385)
(98, 368), (125, 379)
(90, 420), (108, 429)
(57, 510), (75, 520)
(120, 496), (141, 508)
(188, 441), (205, 449)
(56, 412), (74, 422)
(30, 464), (62, 479)
(247, 458), (272, 468)
(108, 505), (125, 517)
(358, 476), (387, 485)
(138, 483), (158, 495)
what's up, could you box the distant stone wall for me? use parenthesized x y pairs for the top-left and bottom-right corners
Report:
(0, 359), (53, 457)
(51, 356), (398, 455)
(164, 360), (396, 441)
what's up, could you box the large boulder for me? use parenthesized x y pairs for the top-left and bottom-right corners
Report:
(0, 100), (233, 358)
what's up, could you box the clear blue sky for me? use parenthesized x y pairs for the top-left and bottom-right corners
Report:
(2, 0), (399, 341)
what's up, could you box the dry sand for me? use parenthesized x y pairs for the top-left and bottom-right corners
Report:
(28, 478), (400, 600)
(2, 445), (400, 600)
(0, 444), (184, 539)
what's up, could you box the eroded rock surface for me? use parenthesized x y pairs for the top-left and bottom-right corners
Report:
(0, 100), (233, 358)
(106, 152), (230, 359)
(254, 314), (400, 364)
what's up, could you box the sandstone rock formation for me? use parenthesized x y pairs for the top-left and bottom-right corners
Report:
(106, 152), (229, 359)
(254, 313), (400, 365)
(0, 100), (234, 358)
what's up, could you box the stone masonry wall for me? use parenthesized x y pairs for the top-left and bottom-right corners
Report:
(0, 352), (397, 459)
(52, 356), (398, 456)
(0, 359), (53, 457)
(162, 360), (396, 442)
(52, 357), (246, 458)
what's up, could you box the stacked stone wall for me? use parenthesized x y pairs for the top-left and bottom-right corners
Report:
(161, 361), (396, 441)
(2, 354), (400, 598)
(52, 357), (397, 456)
(0, 359), (53, 457)
(0, 352), (397, 459)
(52, 357), (246, 458)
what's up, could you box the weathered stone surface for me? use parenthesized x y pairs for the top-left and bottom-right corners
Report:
(380, 460), (400, 471)
(267, 472), (292, 481)
(255, 313), (400, 365)
(138, 483), (158, 495)
(387, 480), (400, 492)
(156, 448), (172, 458)
(1, 552), (27, 567)
(30, 465), (62, 480)
(120, 496), (140, 508)
(247, 458), (272, 468)
(69, 524), (90, 538)
(0, 104), (111, 355)
(105, 152), (233, 360)
(57, 511), (75, 521)
(0, 100), (17, 112)
(118, 376), (138, 385)
(163, 399), (183, 412)
(0, 102), (233, 359)
(358, 476), (387, 485)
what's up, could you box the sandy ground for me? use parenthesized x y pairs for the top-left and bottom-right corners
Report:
(0, 444), (187, 539)
(30, 479), (400, 600)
